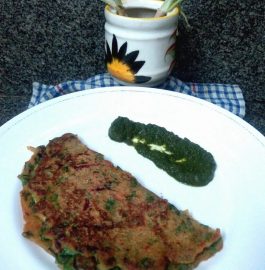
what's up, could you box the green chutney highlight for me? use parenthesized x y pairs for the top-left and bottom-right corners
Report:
(108, 116), (216, 187)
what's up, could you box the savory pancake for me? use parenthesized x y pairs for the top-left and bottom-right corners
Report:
(19, 133), (222, 270)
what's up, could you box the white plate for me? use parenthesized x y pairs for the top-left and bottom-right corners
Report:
(0, 87), (265, 270)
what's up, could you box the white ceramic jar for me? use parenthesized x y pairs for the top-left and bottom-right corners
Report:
(104, 0), (179, 86)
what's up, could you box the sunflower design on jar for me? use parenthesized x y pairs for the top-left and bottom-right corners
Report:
(105, 35), (151, 84)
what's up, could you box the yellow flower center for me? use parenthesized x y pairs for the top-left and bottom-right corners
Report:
(107, 58), (135, 83)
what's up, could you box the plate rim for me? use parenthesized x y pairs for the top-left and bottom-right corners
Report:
(1, 86), (264, 147)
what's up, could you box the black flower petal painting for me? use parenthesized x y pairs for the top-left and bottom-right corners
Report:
(105, 35), (151, 84)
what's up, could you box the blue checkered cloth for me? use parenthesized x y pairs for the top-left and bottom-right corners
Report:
(29, 73), (245, 117)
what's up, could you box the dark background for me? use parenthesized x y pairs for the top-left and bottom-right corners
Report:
(1, 0), (264, 134)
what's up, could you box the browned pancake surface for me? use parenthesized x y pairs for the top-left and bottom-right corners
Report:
(19, 133), (222, 270)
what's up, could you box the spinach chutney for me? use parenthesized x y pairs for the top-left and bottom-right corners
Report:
(108, 116), (216, 187)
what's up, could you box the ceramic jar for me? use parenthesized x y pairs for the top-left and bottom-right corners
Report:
(104, 0), (179, 86)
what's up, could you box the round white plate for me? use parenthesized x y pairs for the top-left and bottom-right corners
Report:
(0, 87), (265, 270)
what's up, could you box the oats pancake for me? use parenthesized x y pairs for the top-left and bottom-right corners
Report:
(19, 133), (222, 270)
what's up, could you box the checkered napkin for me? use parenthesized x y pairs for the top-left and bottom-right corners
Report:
(29, 73), (245, 118)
